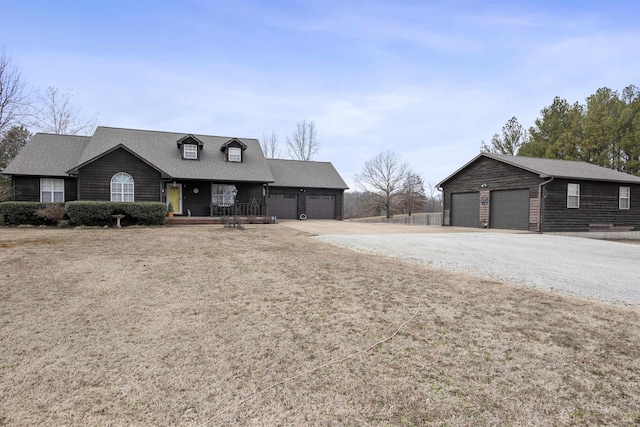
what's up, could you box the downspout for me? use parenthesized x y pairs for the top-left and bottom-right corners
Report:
(437, 186), (444, 226)
(536, 177), (554, 232)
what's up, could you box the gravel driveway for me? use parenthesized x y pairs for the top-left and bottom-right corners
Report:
(289, 222), (640, 309)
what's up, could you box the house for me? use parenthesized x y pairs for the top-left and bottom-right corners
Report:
(2, 126), (348, 220)
(437, 153), (640, 232)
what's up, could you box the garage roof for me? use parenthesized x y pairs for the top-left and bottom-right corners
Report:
(438, 153), (640, 187)
(267, 159), (349, 189)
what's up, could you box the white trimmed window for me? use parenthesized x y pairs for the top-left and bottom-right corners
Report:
(228, 147), (242, 162)
(567, 183), (580, 208)
(619, 186), (630, 210)
(40, 178), (64, 202)
(183, 144), (198, 159)
(111, 172), (134, 202)
(212, 184), (236, 206)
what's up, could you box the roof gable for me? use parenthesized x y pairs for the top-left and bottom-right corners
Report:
(438, 153), (640, 187)
(176, 134), (204, 148)
(220, 138), (248, 152)
(68, 144), (169, 177)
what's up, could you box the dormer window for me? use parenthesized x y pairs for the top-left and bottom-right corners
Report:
(228, 147), (242, 162)
(220, 138), (247, 163)
(176, 134), (204, 160)
(183, 144), (198, 159)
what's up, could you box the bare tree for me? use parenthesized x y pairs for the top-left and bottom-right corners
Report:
(426, 182), (442, 212)
(354, 151), (408, 218)
(0, 48), (30, 135)
(286, 119), (318, 161)
(398, 171), (427, 216)
(261, 130), (280, 158)
(30, 86), (97, 135)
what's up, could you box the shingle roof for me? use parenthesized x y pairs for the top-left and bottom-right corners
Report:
(438, 153), (640, 187)
(69, 126), (275, 182)
(2, 133), (90, 177)
(267, 159), (349, 189)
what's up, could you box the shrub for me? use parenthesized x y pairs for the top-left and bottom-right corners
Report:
(0, 202), (63, 225)
(65, 201), (166, 226)
(35, 204), (67, 225)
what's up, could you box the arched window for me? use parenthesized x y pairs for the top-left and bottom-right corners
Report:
(111, 172), (134, 202)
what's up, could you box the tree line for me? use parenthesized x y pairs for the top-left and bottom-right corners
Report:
(481, 85), (640, 175)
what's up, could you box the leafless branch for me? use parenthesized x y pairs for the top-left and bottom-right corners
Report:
(261, 130), (280, 158)
(0, 48), (30, 135)
(286, 119), (318, 161)
(30, 86), (97, 135)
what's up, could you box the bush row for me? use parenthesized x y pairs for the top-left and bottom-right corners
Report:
(66, 201), (166, 226)
(0, 201), (167, 226)
(0, 202), (63, 225)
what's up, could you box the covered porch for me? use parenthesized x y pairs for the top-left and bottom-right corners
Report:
(164, 180), (267, 217)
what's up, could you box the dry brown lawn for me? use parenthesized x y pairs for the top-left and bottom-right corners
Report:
(0, 225), (638, 426)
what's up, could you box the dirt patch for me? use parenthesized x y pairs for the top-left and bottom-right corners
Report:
(0, 236), (64, 249)
(0, 225), (638, 426)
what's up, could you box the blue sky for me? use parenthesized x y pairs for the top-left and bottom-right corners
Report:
(1, 0), (638, 189)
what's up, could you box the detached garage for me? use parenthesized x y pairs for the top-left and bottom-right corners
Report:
(438, 153), (640, 232)
(266, 159), (348, 220)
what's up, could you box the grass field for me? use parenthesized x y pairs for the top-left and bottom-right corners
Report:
(1, 225), (638, 426)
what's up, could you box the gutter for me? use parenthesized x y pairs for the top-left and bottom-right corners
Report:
(437, 186), (444, 226)
(536, 177), (554, 232)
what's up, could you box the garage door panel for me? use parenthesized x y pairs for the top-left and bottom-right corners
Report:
(490, 189), (529, 230)
(451, 192), (479, 227)
(307, 195), (335, 219)
(269, 194), (297, 219)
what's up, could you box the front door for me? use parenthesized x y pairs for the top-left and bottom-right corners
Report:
(166, 183), (182, 214)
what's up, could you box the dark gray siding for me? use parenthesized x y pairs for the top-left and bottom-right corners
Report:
(77, 148), (162, 201)
(11, 176), (77, 202)
(65, 179), (78, 201)
(11, 176), (40, 201)
(541, 179), (640, 232)
(181, 181), (212, 216)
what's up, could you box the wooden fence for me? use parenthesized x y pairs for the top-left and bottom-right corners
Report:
(349, 212), (443, 225)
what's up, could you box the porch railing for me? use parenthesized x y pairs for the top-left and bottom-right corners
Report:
(210, 202), (267, 217)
